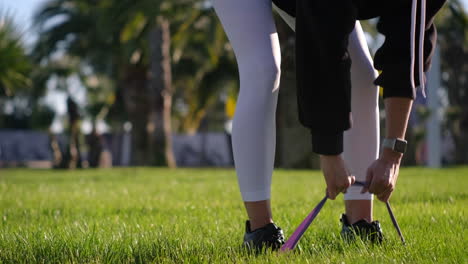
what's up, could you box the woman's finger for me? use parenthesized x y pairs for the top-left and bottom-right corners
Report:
(377, 188), (393, 202)
(350, 175), (356, 185)
(361, 167), (373, 194)
(327, 188), (337, 200)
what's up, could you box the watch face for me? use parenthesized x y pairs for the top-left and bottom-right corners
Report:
(394, 140), (407, 153)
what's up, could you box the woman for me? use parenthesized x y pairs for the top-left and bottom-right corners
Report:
(213, 0), (380, 250)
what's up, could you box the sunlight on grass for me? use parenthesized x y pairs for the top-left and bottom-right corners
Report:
(0, 167), (466, 263)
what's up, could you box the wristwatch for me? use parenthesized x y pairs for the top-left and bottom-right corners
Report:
(382, 138), (407, 154)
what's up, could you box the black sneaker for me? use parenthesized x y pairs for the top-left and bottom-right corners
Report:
(243, 220), (285, 251)
(340, 214), (383, 243)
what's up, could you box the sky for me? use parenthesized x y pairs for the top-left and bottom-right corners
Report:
(2, 0), (45, 24)
(1, 0), (49, 46)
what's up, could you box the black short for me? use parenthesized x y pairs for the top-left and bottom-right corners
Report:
(272, 0), (295, 17)
(294, 0), (446, 155)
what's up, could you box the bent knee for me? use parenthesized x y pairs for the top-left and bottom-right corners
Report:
(240, 58), (281, 92)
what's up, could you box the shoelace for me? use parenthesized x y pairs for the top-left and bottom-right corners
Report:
(268, 228), (284, 240)
(410, 0), (427, 97)
(281, 181), (405, 251)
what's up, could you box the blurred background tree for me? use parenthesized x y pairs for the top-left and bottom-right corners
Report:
(32, 0), (237, 166)
(1, 0), (466, 167)
(0, 10), (55, 130)
(0, 11), (31, 97)
(437, 0), (468, 164)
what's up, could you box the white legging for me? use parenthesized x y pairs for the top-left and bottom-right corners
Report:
(213, 0), (379, 202)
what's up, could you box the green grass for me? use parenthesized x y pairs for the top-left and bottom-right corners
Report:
(0, 167), (467, 263)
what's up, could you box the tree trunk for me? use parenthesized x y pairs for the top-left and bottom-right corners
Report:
(148, 17), (176, 168)
(453, 112), (468, 164)
(121, 66), (150, 166)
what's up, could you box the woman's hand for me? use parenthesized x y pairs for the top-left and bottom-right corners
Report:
(320, 155), (355, 200)
(361, 148), (402, 202)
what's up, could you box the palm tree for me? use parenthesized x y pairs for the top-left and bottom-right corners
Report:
(0, 11), (57, 131)
(32, 0), (174, 166)
(32, 0), (240, 167)
(0, 11), (31, 97)
(171, 8), (238, 134)
(111, 1), (235, 163)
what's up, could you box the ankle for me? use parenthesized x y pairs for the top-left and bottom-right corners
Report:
(346, 214), (372, 224)
(249, 218), (274, 231)
(345, 200), (373, 224)
(244, 200), (273, 231)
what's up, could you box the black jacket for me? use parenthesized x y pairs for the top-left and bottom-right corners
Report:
(274, 0), (446, 155)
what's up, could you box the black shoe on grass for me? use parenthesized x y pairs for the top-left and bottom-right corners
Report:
(340, 214), (383, 243)
(243, 220), (285, 251)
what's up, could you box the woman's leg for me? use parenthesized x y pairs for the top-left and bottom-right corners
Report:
(344, 22), (380, 224)
(213, 0), (281, 230)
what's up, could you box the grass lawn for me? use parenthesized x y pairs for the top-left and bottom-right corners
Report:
(0, 167), (466, 263)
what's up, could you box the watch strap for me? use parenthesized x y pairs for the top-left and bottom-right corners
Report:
(383, 138), (407, 154)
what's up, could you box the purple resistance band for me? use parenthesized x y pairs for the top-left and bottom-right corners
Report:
(280, 181), (405, 252)
(280, 194), (328, 251)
